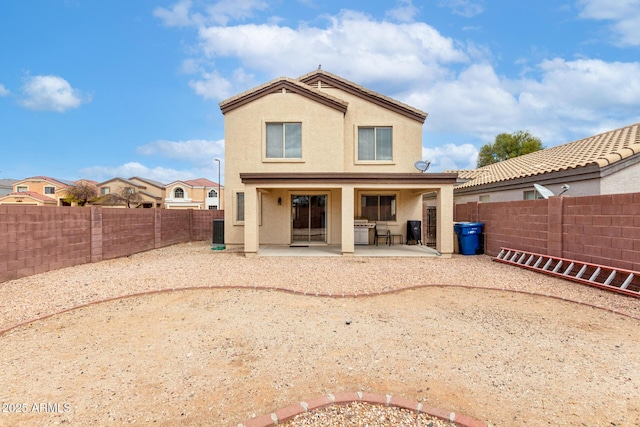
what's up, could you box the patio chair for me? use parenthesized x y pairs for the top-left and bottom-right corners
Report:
(374, 221), (391, 246)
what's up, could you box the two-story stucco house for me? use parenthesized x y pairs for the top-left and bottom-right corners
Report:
(164, 178), (223, 210)
(219, 69), (457, 256)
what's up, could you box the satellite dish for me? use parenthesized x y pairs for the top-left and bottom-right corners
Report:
(533, 183), (555, 199)
(414, 160), (431, 173)
(558, 184), (570, 196)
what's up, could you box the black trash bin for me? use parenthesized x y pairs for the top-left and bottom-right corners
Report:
(212, 219), (224, 245)
(406, 220), (422, 245)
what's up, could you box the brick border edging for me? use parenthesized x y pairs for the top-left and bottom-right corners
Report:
(236, 391), (490, 427)
(1, 283), (638, 337)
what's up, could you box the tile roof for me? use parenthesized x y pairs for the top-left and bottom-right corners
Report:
(450, 122), (640, 189)
(183, 178), (219, 187)
(128, 176), (165, 188)
(16, 176), (75, 187)
(2, 191), (57, 202)
(297, 69), (428, 123)
(219, 76), (348, 114)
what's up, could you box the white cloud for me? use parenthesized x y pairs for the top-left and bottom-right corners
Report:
(153, 0), (198, 27)
(195, 10), (468, 92)
(154, 0), (269, 27)
(386, 0), (420, 23)
(439, 0), (485, 18)
(20, 75), (89, 112)
(423, 143), (478, 171)
(189, 70), (235, 100)
(204, 0), (269, 26)
(0, 84), (9, 96)
(578, 0), (640, 46)
(136, 139), (224, 165)
(80, 162), (199, 184)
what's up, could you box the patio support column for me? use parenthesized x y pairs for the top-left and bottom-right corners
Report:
(244, 184), (259, 257)
(437, 185), (454, 256)
(341, 184), (355, 255)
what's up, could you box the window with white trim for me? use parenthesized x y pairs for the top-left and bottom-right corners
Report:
(266, 122), (302, 158)
(100, 187), (110, 195)
(174, 188), (184, 198)
(17, 186), (27, 192)
(208, 189), (217, 197)
(358, 127), (392, 161)
(44, 186), (55, 195)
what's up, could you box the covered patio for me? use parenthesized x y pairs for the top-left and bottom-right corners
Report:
(256, 243), (443, 257)
(239, 172), (458, 257)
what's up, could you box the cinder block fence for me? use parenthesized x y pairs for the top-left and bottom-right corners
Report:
(455, 192), (640, 272)
(0, 206), (223, 283)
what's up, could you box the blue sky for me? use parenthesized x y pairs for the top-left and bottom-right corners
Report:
(1, 0), (639, 183)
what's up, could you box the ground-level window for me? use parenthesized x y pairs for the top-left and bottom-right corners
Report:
(358, 127), (392, 161)
(236, 192), (244, 221)
(266, 122), (302, 158)
(361, 195), (396, 221)
(44, 186), (55, 194)
(523, 190), (544, 200)
(479, 195), (490, 202)
(208, 205), (217, 210)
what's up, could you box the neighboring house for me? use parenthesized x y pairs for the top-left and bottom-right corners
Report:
(128, 176), (166, 207)
(447, 122), (640, 204)
(164, 178), (223, 210)
(218, 69), (457, 256)
(0, 179), (17, 196)
(0, 176), (76, 206)
(0, 191), (58, 206)
(95, 177), (162, 208)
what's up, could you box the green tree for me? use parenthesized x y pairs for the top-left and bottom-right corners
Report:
(477, 130), (543, 168)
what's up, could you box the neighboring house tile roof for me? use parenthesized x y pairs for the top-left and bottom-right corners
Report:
(183, 178), (219, 187)
(16, 176), (75, 188)
(3, 191), (57, 202)
(129, 176), (165, 188)
(450, 122), (640, 189)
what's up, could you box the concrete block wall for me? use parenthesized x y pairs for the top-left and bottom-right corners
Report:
(101, 209), (156, 260)
(0, 206), (223, 283)
(563, 193), (640, 271)
(455, 192), (640, 271)
(0, 206), (91, 282)
(192, 210), (224, 241)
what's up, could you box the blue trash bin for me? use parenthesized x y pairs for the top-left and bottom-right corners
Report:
(454, 222), (484, 255)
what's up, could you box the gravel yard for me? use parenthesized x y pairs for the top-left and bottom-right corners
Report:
(0, 242), (638, 426)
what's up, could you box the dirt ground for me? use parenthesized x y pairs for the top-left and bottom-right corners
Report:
(0, 244), (639, 426)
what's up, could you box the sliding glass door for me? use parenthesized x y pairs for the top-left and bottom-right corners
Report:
(291, 195), (326, 243)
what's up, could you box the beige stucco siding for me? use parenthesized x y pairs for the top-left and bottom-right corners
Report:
(601, 161), (640, 194)
(318, 88), (423, 173)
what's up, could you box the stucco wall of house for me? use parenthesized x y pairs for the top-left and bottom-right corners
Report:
(601, 160), (640, 194)
(319, 87), (423, 173)
(452, 178), (602, 204)
(223, 91), (347, 247)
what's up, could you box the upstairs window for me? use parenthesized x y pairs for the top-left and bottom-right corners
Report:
(208, 189), (217, 197)
(266, 122), (302, 158)
(100, 187), (110, 195)
(174, 188), (184, 198)
(16, 186), (28, 192)
(358, 127), (392, 161)
(44, 186), (55, 194)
